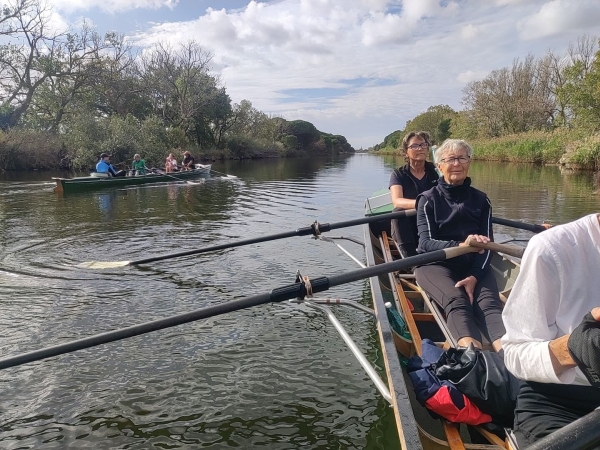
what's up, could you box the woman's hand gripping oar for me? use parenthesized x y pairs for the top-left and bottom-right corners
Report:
(463, 236), (525, 258)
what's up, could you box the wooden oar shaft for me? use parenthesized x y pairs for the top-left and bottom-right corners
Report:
(128, 210), (417, 266)
(0, 243), (465, 371)
(466, 240), (525, 258)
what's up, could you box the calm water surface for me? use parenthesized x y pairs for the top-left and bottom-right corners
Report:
(1, 154), (599, 449)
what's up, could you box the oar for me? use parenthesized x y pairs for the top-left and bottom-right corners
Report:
(0, 241), (515, 371)
(525, 407), (600, 450)
(491, 216), (550, 233)
(209, 168), (237, 179)
(149, 167), (200, 185)
(465, 237), (525, 258)
(79, 210), (418, 269)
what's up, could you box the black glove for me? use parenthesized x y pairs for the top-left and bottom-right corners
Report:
(568, 312), (600, 387)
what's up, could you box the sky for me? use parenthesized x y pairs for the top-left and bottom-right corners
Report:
(45, 0), (600, 149)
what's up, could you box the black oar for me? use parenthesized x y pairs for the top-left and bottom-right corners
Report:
(525, 408), (600, 450)
(80, 210), (417, 268)
(491, 216), (549, 233)
(1, 242), (523, 371)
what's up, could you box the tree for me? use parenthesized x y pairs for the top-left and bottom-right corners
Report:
(0, 1), (109, 128)
(561, 42), (600, 131)
(22, 25), (118, 131)
(405, 105), (457, 143)
(462, 56), (554, 137)
(539, 35), (598, 128)
(141, 41), (222, 145)
(448, 110), (480, 140)
(88, 32), (148, 119)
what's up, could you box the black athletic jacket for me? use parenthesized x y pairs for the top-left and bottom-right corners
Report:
(416, 177), (493, 280)
(389, 161), (439, 200)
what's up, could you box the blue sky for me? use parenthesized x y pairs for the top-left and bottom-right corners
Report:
(49, 0), (600, 149)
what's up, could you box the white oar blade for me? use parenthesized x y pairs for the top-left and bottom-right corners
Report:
(78, 260), (131, 269)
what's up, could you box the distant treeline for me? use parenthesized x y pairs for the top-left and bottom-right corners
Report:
(372, 35), (600, 170)
(0, 0), (353, 172)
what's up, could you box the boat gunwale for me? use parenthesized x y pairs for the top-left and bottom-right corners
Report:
(363, 221), (424, 450)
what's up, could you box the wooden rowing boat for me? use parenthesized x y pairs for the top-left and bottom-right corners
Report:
(52, 164), (212, 194)
(362, 203), (523, 450)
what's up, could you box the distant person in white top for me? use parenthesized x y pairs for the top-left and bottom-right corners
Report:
(165, 153), (178, 173)
(501, 213), (600, 447)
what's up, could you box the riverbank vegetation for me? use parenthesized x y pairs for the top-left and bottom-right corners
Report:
(0, 0), (353, 172)
(372, 35), (600, 170)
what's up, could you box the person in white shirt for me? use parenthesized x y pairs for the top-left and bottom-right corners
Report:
(501, 213), (600, 447)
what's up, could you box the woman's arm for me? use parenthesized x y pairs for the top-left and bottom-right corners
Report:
(467, 196), (493, 281)
(390, 185), (417, 209)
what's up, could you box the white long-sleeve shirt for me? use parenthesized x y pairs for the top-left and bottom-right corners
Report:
(501, 213), (600, 386)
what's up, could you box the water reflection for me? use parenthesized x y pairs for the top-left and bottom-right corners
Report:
(96, 191), (117, 220)
(1, 155), (600, 449)
(216, 155), (353, 181)
(382, 154), (600, 225)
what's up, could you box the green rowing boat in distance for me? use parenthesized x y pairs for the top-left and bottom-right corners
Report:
(53, 165), (212, 194)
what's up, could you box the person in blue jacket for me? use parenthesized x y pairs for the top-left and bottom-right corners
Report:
(415, 139), (505, 352)
(96, 153), (125, 177)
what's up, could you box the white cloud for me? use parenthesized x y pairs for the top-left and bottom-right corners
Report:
(48, 0), (600, 148)
(517, 0), (600, 40)
(457, 70), (489, 84)
(402, 0), (444, 21)
(460, 24), (479, 41)
(51, 0), (178, 14)
(495, 0), (527, 5)
(361, 12), (413, 46)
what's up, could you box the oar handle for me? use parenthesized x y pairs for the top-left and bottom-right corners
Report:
(465, 239), (525, 258)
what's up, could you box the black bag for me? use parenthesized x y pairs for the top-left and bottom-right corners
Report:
(435, 345), (521, 427)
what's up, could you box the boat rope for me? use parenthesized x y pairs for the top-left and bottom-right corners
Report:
(310, 220), (321, 236)
(295, 271), (313, 299)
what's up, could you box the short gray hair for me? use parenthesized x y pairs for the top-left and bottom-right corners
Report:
(434, 139), (473, 164)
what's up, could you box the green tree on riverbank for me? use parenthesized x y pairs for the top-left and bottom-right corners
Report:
(0, 0), (353, 171)
(372, 35), (600, 170)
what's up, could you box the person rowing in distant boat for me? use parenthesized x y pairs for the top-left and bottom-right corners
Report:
(389, 131), (439, 258)
(96, 153), (125, 177)
(165, 153), (178, 173)
(181, 151), (195, 171)
(501, 214), (600, 447)
(132, 154), (147, 175)
(415, 139), (505, 352)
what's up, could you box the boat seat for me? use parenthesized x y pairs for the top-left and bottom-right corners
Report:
(90, 172), (109, 178)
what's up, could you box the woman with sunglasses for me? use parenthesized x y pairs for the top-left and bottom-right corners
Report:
(388, 131), (439, 258)
(415, 139), (505, 352)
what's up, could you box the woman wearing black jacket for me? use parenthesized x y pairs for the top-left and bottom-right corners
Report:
(388, 131), (439, 257)
(415, 139), (505, 352)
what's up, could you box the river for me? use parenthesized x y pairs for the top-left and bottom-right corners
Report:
(0, 154), (599, 449)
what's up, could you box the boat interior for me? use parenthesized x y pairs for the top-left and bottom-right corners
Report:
(365, 217), (522, 450)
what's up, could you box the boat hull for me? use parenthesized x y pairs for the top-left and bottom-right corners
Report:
(53, 165), (212, 194)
